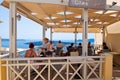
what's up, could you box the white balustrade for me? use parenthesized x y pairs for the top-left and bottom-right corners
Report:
(1, 56), (105, 80)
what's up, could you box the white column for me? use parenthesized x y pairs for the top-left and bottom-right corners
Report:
(42, 27), (46, 44)
(9, 2), (17, 80)
(102, 27), (105, 43)
(50, 28), (52, 41)
(9, 2), (17, 58)
(82, 9), (88, 56)
(74, 27), (77, 47)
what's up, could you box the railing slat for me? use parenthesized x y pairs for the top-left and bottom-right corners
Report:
(1, 56), (105, 80)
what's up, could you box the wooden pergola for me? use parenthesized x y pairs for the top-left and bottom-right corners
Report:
(2, 0), (120, 33)
(1, 0), (120, 57)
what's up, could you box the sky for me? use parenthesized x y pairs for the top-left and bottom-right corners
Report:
(0, 0), (95, 40)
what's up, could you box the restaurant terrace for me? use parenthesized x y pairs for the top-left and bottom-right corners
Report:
(0, 0), (120, 80)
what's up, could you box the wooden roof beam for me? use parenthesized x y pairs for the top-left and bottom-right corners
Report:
(1, 1), (49, 27)
(4, 0), (68, 6)
(17, 3), (49, 27)
(37, 4), (59, 28)
(116, 12), (120, 17)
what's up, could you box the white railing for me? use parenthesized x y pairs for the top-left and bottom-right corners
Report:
(1, 56), (105, 80)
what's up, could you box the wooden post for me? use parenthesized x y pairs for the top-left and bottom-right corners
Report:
(102, 53), (113, 80)
(0, 60), (6, 80)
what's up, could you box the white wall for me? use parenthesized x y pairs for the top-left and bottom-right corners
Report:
(106, 21), (120, 53)
(107, 0), (120, 6)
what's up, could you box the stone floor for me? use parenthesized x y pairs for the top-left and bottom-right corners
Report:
(113, 64), (120, 80)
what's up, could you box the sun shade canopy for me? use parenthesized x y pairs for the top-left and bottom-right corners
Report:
(1, 0), (120, 33)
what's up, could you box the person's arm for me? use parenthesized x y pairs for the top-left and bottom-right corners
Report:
(47, 43), (50, 50)
(24, 50), (29, 57)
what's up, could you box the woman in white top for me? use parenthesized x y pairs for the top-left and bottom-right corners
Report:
(42, 38), (49, 49)
(47, 41), (54, 51)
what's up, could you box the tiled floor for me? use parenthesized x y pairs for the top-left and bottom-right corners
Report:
(113, 64), (120, 80)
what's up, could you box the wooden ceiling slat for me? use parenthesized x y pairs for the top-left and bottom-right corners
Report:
(1, 1), (120, 33)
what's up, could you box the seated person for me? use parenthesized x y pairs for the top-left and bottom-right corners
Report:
(56, 40), (64, 48)
(45, 51), (52, 57)
(68, 43), (74, 51)
(39, 38), (49, 57)
(77, 43), (82, 56)
(88, 42), (94, 56)
(39, 48), (46, 57)
(47, 41), (54, 51)
(47, 41), (56, 56)
(42, 38), (49, 50)
(103, 42), (108, 49)
(24, 43), (37, 57)
(24, 43), (39, 74)
(102, 42), (111, 52)
(67, 43), (75, 56)
(56, 40), (64, 56)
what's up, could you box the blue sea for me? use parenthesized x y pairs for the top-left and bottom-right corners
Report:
(1, 39), (94, 57)
(2, 39), (94, 49)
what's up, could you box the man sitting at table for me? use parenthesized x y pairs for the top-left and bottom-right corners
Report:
(102, 42), (111, 52)
(77, 43), (82, 56)
(67, 43), (75, 56)
(56, 40), (64, 56)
